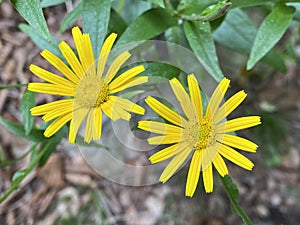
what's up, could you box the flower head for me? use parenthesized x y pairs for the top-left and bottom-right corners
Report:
(138, 74), (261, 196)
(29, 26), (148, 143)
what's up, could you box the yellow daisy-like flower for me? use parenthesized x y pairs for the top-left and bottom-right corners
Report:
(28, 26), (148, 143)
(138, 74), (261, 196)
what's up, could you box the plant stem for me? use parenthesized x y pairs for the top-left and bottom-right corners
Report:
(220, 175), (254, 225)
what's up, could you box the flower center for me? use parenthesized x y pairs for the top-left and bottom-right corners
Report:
(195, 117), (214, 151)
(96, 84), (109, 106)
(74, 75), (110, 108)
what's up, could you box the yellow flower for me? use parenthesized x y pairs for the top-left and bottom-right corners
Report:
(28, 26), (148, 143)
(138, 74), (261, 196)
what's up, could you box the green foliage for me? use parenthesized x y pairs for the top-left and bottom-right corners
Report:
(20, 90), (35, 135)
(41, 0), (70, 8)
(247, 3), (295, 69)
(220, 175), (253, 225)
(60, 1), (83, 33)
(147, 0), (165, 8)
(0, 116), (45, 142)
(184, 21), (224, 81)
(82, 0), (111, 57)
(10, 0), (51, 40)
(116, 8), (177, 46)
(213, 9), (287, 72)
(19, 24), (61, 57)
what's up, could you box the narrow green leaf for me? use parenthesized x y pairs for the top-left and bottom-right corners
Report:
(116, 8), (177, 46)
(11, 0), (50, 40)
(60, 1), (83, 33)
(247, 3), (295, 69)
(213, 9), (286, 72)
(0, 84), (27, 90)
(220, 175), (254, 225)
(20, 90), (35, 135)
(12, 170), (28, 184)
(146, 0), (165, 8)
(0, 116), (45, 142)
(82, 0), (111, 57)
(19, 23), (61, 58)
(184, 21), (223, 81)
(108, 9), (128, 35)
(41, 0), (71, 8)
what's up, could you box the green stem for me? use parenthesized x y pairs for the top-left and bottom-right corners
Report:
(0, 142), (47, 203)
(220, 175), (254, 225)
(0, 83), (28, 91)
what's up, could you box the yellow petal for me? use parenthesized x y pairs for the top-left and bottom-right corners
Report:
(97, 33), (117, 77)
(40, 50), (80, 84)
(202, 163), (213, 193)
(110, 96), (145, 115)
(218, 134), (258, 152)
(149, 142), (189, 163)
(104, 51), (131, 84)
(216, 116), (261, 133)
(59, 41), (85, 78)
(219, 144), (254, 170)
(30, 64), (75, 88)
(186, 150), (203, 197)
(148, 133), (183, 145)
(94, 107), (102, 140)
(109, 65), (145, 92)
(44, 112), (72, 137)
(84, 109), (96, 143)
(214, 90), (247, 123)
(138, 120), (183, 135)
(206, 78), (230, 120)
(169, 78), (196, 120)
(42, 103), (73, 122)
(28, 83), (75, 96)
(31, 99), (74, 115)
(82, 34), (96, 75)
(187, 74), (203, 119)
(159, 146), (192, 183)
(110, 76), (148, 94)
(145, 96), (187, 127)
(70, 107), (90, 143)
(212, 153), (228, 177)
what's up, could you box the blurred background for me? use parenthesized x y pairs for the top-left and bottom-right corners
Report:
(0, 1), (300, 225)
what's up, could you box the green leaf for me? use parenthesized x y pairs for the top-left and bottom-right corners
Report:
(108, 9), (128, 35)
(146, 0), (165, 8)
(112, 0), (152, 24)
(12, 170), (28, 184)
(82, 0), (111, 57)
(247, 3), (295, 69)
(41, 0), (71, 8)
(116, 8), (177, 46)
(19, 23), (61, 58)
(0, 116), (45, 142)
(11, 0), (51, 40)
(60, 1), (83, 33)
(0, 84), (27, 90)
(184, 21), (223, 82)
(289, 3), (300, 22)
(231, 0), (278, 8)
(220, 175), (254, 225)
(38, 128), (65, 167)
(213, 9), (286, 72)
(177, 0), (220, 15)
(20, 90), (35, 135)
